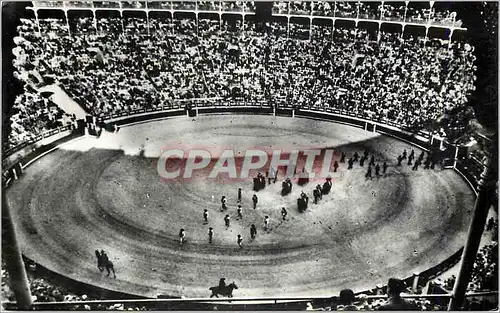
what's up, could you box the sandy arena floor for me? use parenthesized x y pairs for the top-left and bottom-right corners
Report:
(6, 115), (475, 298)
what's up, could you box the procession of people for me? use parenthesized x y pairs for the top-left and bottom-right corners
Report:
(173, 145), (437, 250)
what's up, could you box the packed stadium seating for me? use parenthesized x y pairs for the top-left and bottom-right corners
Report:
(5, 87), (72, 148)
(9, 9), (475, 150)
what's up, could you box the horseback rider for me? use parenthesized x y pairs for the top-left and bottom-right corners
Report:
(95, 250), (103, 271)
(210, 280), (238, 298)
(300, 190), (307, 200)
(100, 250), (109, 265)
(219, 278), (226, 289)
(96, 249), (116, 278)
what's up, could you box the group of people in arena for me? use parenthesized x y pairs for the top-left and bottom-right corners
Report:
(337, 146), (441, 181)
(176, 144), (436, 249)
(9, 11), (475, 150)
(179, 191), (272, 249)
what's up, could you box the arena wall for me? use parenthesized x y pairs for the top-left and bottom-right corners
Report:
(101, 105), (434, 151)
(3, 125), (75, 169)
(2, 126), (83, 186)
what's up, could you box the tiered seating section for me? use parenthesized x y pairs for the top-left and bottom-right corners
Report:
(10, 12), (475, 149)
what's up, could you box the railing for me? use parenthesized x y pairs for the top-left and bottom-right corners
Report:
(2, 291), (497, 310)
(29, 1), (465, 30)
(455, 160), (481, 195)
(99, 100), (432, 142)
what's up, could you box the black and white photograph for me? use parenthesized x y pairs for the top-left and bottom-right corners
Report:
(1, 0), (498, 310)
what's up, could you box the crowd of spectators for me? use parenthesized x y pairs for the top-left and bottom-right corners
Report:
(444, 244), (498, 293)
(442, 220), (498, 309)
(3, 84), (74, 151)
(1, 261), (147, 311)
(268, 1), (460, 26)
(9, 9), (474, 149)
(310, 275), (497, 311)
(308, 278), (452, 311)
(13, 16), (475, 113)
(5, 17), (78, 151)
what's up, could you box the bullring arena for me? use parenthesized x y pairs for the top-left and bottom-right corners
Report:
(5, 114), (475, 298)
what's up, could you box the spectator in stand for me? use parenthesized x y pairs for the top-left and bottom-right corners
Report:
(377, 278), (419, 310)
(337, 288), (359, 311)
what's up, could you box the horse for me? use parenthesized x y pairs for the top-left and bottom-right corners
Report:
(103, 259), (116, 278)
(96, 250), (116, 278)
(209, 282), (238, 298)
